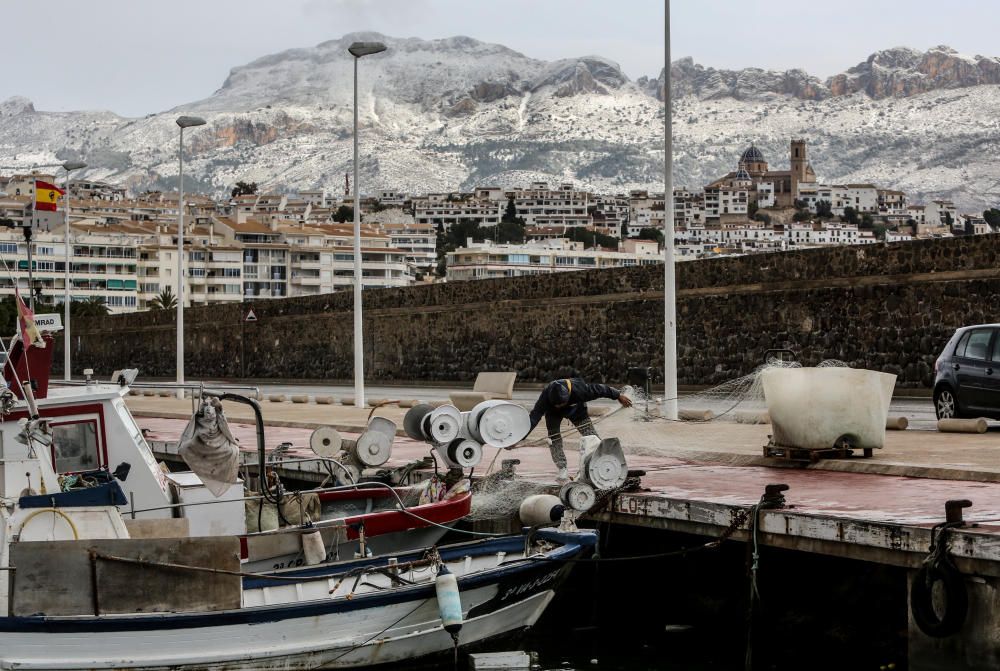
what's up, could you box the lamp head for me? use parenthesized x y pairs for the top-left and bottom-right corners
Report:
(176, 115), (207, 128)
(348, 42), (387, 58)
(62, 161), (87, 172)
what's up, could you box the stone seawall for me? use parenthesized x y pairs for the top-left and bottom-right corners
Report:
(60, 235), (1000, 387)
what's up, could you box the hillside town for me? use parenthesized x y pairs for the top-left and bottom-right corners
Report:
(0, 138), (994, 313)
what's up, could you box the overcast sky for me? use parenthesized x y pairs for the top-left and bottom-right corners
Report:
(3, 0), (998, 117)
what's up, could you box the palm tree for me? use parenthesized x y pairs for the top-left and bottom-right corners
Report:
(149, 286), (177, 311)
(74, 297), (109, 317)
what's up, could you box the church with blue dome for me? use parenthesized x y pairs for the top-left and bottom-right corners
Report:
(707, 139), (816, 209)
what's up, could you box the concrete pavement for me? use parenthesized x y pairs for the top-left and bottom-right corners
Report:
(125, 391), (1000, 484)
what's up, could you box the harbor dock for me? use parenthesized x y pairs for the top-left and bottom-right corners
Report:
(128, 392), (1000, 671)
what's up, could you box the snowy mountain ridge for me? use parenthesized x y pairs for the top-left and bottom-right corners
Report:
(1, 34), (999, 210)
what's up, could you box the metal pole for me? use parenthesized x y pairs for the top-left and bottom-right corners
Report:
(176, 126), (185, 399)
(352, 56), (366, 408)
(25, 226), (34, 312)
(663, 0), (678, 419)
(64, 171), (71, 380)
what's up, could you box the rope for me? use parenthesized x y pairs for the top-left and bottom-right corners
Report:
(16, 508), (80, 540)
(316, 598), (432, 668)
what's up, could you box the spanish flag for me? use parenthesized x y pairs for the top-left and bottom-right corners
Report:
(34, 180), (64, 212)
(14, 288), (44, 349)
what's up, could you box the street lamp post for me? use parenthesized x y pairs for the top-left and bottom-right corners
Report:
(348, 41), (386, 409)
(175, 116), (206, 399)
(663, 0), (678, 419)
(61, 160), (86, 381)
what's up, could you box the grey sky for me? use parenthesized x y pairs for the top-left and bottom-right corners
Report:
(3, 0), (997, 117)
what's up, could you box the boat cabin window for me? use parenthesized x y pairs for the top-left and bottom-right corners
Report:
(52, 421), (100, 473)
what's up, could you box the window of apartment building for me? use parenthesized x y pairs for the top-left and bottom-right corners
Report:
(223, 268), (240, 277)
(189, 268), (206, 277)
(141, 283), (159, 293)
(555, 257), (574, 266)
(36, 246), (54, 256)
(0, 243), (17, 254)
(189, 251), (205, 262)
(105, 295), (136, 308)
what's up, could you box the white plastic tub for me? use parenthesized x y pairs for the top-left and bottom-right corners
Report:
(761, 367), (896, 450)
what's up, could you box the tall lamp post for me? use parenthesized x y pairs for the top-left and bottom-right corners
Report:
(662, 0), (678, 419)
(348, 41), (386, 408)
(175, 115), (206, 398)
(61, 160), (86, 381)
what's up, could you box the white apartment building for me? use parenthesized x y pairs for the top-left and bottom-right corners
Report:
(446, 238), (661, 281)
(510, 182), (590, 228)
(378, 191), (407, 207)
(843, 184), (879, 213)
(412, 198), (503, 231)
(377, 222), (437, 272)
(877, 189), (907, 215)
(925, 199), (958, 227)
(0, 223), (141, 314)
(628, 190), (665, 236)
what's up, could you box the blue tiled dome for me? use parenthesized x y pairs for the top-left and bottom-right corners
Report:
(740, 144), (765, 164)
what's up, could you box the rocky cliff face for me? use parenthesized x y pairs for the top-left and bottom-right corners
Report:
(641, 46), (1000, 101)
(828, 46), (1000, 98)
(639, 58), (828, 101)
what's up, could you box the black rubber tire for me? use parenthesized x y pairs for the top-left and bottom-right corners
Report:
(910, 562), (968, 638)
(933, 386), (963, 420)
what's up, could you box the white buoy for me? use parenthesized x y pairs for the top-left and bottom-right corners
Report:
(519, 494), (566, 526)
(435, 563), (463, 643)
(466, 400), (532, 448)
(301, 526), (327, 566)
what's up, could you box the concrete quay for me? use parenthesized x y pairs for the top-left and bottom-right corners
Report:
(128, 394), (1000, 671)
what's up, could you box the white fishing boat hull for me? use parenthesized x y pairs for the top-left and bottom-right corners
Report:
(0, 529), (594, 670)
(0, 591), (553, 670)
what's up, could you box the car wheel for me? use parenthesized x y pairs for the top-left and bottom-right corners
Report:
(934, 387), (960, 420)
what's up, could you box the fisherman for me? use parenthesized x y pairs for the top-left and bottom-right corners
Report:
(528, 378), (632, 481)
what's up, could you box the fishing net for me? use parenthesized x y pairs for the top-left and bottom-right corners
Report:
(466, 360), (853, 519)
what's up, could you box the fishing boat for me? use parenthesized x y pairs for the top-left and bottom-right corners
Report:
(1, 329), (471, 569)
(0, 527), (595, 670)
(0, 366), (598, 670)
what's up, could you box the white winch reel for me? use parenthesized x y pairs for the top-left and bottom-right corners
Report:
(438, 438), (483, 469)
(466, 400), (531, 448)
(427, 405), (463, 444)
(559, 481), (597, 512)
(580, 437), (628, 491)
(309, 426), (342, 458)
(402, 403), (486, 470)
(352, 416), (396, 468)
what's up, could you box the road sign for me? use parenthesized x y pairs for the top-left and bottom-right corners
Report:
(244, 309), (257, 322)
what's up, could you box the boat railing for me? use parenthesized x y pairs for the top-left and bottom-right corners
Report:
(126, 480), (411, 523)
(52, 380), (261, 413)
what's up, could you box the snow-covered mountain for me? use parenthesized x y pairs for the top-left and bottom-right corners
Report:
(1, 35), (999, 210)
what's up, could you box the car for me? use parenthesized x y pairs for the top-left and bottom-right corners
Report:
(933, 324), (1000, 420)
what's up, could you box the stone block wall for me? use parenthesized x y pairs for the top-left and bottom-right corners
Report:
(58, 235), (1000, 387)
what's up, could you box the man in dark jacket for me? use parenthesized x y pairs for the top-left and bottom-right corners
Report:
(528, 378), (632, 481)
